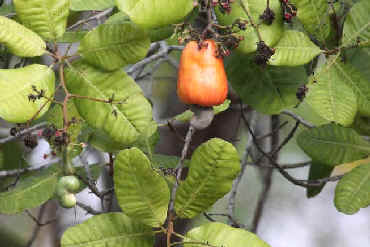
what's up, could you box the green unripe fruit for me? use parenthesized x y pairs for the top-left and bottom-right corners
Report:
(58, 175), (80, 193)
(59, 193), (77, 208)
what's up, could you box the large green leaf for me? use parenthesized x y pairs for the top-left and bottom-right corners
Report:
(216, 0), (283, 54)
(57, 31), (87, 43)
(78, 23), (150, 71)
(175, 138), (240, 219)
(114, 148), (170, 227)
(0, 142), (27, 170)
(346, 47), (370, 81)
(305, 57), (358, 126)
(0, 165), (59, 214)
(306, 162), (334, 198)
(334, 163), (370, 214)
(61, 213), (154, 247)
(297, 124), (370, 166)
(70, 0), (114, 11)
(0, 64), (55, 123)
(290, 0), (330, 42)
(185, 222), (270, 247)
(290, 101), (330, 126)
(115, 0), (194, 29)
(0, 16), (46, 57)
(351, 114), (370, 136)
(226, 53), (307, 114)
(65, 61), (152, 148)
(13, 0), (70, 40)
(269, 30), (322, 66)
(105, 12), (174, 42)
(342, 0), (370, 47)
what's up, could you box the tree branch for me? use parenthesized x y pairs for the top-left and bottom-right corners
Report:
(0, 122), (48, 144)
(281, 110), (315, 128)
(76, 201), (103, 215)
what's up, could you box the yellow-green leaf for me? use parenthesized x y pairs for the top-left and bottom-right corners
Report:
(0, 64), (55, 123)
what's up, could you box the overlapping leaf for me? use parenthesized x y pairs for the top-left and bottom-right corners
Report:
(226, 53), (307, 114)
(0, 142), (27, 171)
(70, 0), (114, 11)
(175, 138), (240, 219)
(185, 222), (270, 247)
(0, 165), (59, 214)
(114, 148), (170, 227)
(305, 56), (358, 126)
(334, 163), (370, 214)
(78, 23), (150, 71)
(306, 162), (334, 198)
(290, 0), (330, 42)
(0, 16), (46, 57)
(269, 30), (322, 66)
(115, 0), (194, 29)
(61, 213), (154, 247)
(297, 124), (370, 166)
(216, 0), (283, 53)
(0, 64), (55, 123)
(65, 61), (152, 148)
(13, 0), (70, 40)
(342, 0), (370, 47)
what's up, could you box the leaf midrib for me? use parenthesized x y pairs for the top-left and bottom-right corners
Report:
(305, 136), (370, 152)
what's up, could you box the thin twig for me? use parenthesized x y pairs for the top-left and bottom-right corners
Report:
(76, 201), (102, 215)
(0, 158), (60, 178)
(228, 111), (257, 226)
(67, 8), (114, 30)
(0, 122), (48, 144)
(25, 209), (56, 226)
(281, 110), (315, 128)
(25, 205), (47, 247)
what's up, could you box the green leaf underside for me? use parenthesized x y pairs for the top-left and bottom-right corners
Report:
(78, 23), (150, 71)
(291, 101), (330, 126)
(175, 138), (240, 219)
(342, 0), (370, 47)
(186, 222), (270, 247)
(13, 0), (70, 40)
(0, 16), (46, 57)
(0, 64), (55, 123)
(115, 0), (194, 29)
(305, 56), (358, 126)
(227, 53), (307, 114)
(65, 61), (152, 148)
(307, 162), (334, 198)
(57, 31), (87, 43)
(297, 124), (370, 166)
(290, 0), (330, 41)
(216, 0), (283, 54)
(269, 30), (322, 66)
(0, 165), (59, 214)
(70, 0), (115, 11)
(334, 163), (370, 214)
(114, 148), (170, 227)
(61, 213), (154, 247)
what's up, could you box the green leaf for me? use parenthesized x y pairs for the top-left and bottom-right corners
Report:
(216, 0), (283, 54)
(0, 16), (46, 57)
(226, 53), (307, 114)
(185, 222), (270, 247)
(0, 142), (27, 170)
(132, 120), (159, 155)
(351, 114), (370, 136)
(0, 165), (59, 214)
(269, 30), (322, 66)
(70, 0), (114, 11)
(105, 12), (174, 42)
(306, 162), (334, 198)
(346, 47), (370, 81)
(0, 64), (55, 123)
(57, 31), (87, 43)
(334, 163), (370, 214)
(75, 164), (102, 193)
(13, 0), (70, 40)
(175, 138), (240, 219)
(305, 57), (358, 126)
(342, 0), (370, 47)
(65, 61), (152, 148)
(115, 0), (194, 29)
(297, 124), (370, 166)
(114, 148), (170, 227)
(61, 213), (154, 247)
(290, 0), (330, 42)
(78, 23), (150, 71)
(174, 100), (231, 122)
(290, 101), (330, 126)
